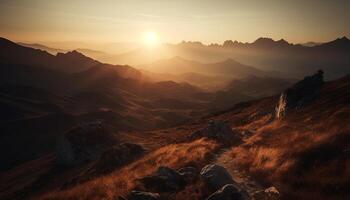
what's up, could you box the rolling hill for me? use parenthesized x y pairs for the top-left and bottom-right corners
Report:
(1, 71), (348, 200)
(0, 38), (213, 171)
(140, 57), (266, 78)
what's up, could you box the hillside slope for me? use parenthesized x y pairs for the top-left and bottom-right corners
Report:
(0, 38), (213, 171)
(1, 73), (348, 200)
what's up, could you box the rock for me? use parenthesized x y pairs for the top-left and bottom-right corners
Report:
(178, 166), (198, 183)
(276, 70), (324, 118)
(206, 184), (246, 200)
(252, 186), (280, 200)
(200, 164), (236, 191)
(94, 143), (144, 173)
(117, 196), (127, 200)
(56, 121), (117, 165)
(128, 191), (160, 200)
(189, 120), (242, 145)
(140, 166), (185, 192)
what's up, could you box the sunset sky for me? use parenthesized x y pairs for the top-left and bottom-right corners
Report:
(0, 0), (349, 45)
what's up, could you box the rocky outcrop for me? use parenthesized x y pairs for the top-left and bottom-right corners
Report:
(252, 186), (280, 200)
(189, 120), (242, 146)
(136, 165), (253, 199)
(126, 191), (160, 200)
(139, 166), (186, 192)
(206, 184), (246, 200)
(276, 70), (324, 118)
(202, 165), (249, 200)
(200, 164), (237, 191)
(56, 121), (117, 165)
(178, 166), (198, 183)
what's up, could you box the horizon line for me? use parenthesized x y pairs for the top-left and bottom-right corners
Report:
(5, 35), (348, 47)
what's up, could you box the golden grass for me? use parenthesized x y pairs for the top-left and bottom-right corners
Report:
(39, 138), (219, 200)
(224, 111), (350, 199)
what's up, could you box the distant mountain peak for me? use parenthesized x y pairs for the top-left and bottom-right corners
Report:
(254, 37), (275, 44)
(277, 39), (289, 44)
(57, 50), (90, 60)
(0, 37), (10, 42)
(180, 41), (204, 47)
(223, 40), (235, 47)
(53, 50), (99, 72)
(340, 36), (349, 40)
(222, 40), (244, 48)
(0, 37), (18, 46)
(67, 50), (83, 55)
(222, 58), (239, 64)
(331, 36), (350, 43)
(253, 37), (290, 48)
(317, 36), (350, 49)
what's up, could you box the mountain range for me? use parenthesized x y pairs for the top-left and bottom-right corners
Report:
(0, 37), (295, 172)
(101, 37), (350, 80)
(18, 36), (350, 80)
(0, 35), (349, 200)
(1, 66), (349, 200)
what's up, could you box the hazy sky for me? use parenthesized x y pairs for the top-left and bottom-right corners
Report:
(0, 0), (349, 45)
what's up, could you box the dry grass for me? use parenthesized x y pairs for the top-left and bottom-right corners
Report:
(39, 138), (219, 200)
(11, 76), (350, 200)
(225, 107), (350, 199)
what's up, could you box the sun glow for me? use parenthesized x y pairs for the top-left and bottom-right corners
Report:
(143, 31), (160, 48)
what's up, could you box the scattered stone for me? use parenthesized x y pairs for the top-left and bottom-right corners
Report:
(94, 143), (144, 173)
(178, 166), (198, 183)
(140, 166), (185, 192)
(56, 121), (117, 165)
(276, 70), (324, 118)
(252, 186), (280, 200)
(128, 190), (160, 200)
(189, 120), (242, 145)
(200, 164), (236, 191)
(206, 184), (246, 200)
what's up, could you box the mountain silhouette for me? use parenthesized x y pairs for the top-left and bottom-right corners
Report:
(315, 36), (350, 50)
(250, 37), (291, 48)
(96, 36), (349, 80)
(140, 56), (266, 78)
(0, 38), (213, 170)
(0, 34), (349, 200)
(0, 37), (98, 73)
(17, 42), (67, 55)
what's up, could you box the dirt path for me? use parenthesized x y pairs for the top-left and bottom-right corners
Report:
(214, 147), (263, 196)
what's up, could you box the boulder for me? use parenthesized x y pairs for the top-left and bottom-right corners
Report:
(252, 186), (280, 200)
(56, 121), (117, 165)
(94, 143), (144, 173)
(206, 184), (246, 200)
(178, 166), (198, 183)
(200, 164), (236, 191)
(140, 166), (186, 192)
(276, 70), (324, 118)
(128, 191), (160, 200)
(189, 120), (242, 145)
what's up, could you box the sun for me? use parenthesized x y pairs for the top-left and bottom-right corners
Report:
(143, 31), (160, 48)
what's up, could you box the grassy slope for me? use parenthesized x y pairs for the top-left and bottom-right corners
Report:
(216, 75), (350, 199)
(1, 75), (349, 200)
